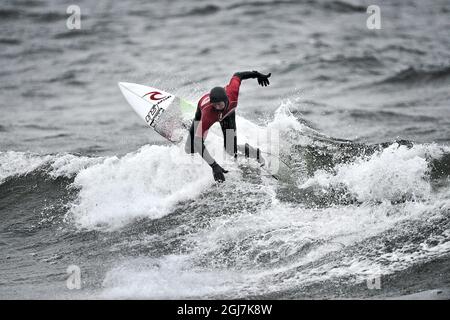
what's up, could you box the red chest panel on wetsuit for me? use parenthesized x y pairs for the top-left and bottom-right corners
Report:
(195, 75), (241, 138)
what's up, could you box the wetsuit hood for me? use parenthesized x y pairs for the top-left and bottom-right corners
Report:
(209, 87), (229, 106)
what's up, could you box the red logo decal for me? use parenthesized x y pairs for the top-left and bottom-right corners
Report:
(142, 91), (165, 101)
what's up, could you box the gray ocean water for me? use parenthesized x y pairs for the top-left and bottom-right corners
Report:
(1, 0), (450, 299)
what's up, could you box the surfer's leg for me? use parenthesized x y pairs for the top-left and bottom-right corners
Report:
(220, 111), (237, 157)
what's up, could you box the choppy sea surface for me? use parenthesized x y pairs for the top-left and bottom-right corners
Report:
(1, 0), (449, 299)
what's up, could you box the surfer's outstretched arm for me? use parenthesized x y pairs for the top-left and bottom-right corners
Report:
(233, 71), (271, 86)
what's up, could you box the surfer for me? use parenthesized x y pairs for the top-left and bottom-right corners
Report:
(184, 71), (271, 182)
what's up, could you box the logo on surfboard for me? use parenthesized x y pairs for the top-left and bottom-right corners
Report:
(142, 91), (165, 101)
(143, 93), (172, 127)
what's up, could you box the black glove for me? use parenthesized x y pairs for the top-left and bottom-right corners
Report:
(211, 162), (228, 183)
(253, 71), (271, 87)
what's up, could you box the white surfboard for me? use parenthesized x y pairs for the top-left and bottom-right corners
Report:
(118, 82), (195, 142)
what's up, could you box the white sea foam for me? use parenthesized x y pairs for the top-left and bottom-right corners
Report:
(300, 143), (447, 202)
(0, 151), (52, 183)
(0, 151), (104, 184)
(101, 255), (241, 299)
(68, 144), (214, 230)
(48, 154), (104, 178)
